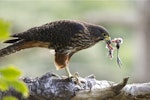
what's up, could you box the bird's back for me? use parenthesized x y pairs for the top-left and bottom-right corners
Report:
(0, 20), (90, 57)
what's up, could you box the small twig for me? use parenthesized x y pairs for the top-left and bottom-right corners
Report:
(111, 77), (129, 94)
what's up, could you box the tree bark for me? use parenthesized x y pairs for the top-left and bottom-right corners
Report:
(0, 72), (150, 100)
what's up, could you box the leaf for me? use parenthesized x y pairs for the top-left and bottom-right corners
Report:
(0, 66), (29, 98)
(0, 19), (10, 40)
(0, 78), (8, 91)
(0, 66), (22, 80)
(0, 19), (28, 99)
(9, 80), (29, 97)
(3, 96), (18, 100)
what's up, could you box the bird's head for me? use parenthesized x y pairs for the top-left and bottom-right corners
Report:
(89, 25), (111, 44)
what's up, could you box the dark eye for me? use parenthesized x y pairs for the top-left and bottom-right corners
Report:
(103, 33), (107, 36)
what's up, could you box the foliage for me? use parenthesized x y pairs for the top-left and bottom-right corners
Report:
(3, 96), (17, 100)
(0, 19), (29, 100)
(0, 66), (29, 97)
(0, 19), (10, 41)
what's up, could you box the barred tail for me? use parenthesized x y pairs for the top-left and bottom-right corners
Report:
(0, 39), (50, 57)
(0, 40), (24, 57)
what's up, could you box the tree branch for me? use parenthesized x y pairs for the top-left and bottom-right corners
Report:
(0, 72), (150, 100)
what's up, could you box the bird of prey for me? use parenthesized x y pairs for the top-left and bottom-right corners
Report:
(0, 20), (111, 78)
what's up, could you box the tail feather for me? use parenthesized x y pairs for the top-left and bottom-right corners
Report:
(0, 41), (23, 57)
(0, 31), (50, 57)
(4, 38), (21, 43)
(0, 40), (50, 57)
(0, 34), (24, 57)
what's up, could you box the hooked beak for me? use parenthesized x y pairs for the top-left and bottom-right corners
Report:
(104, 36), (111, 44)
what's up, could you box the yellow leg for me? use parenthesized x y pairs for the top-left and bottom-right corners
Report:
(65, 66), (72, 77)
(65, 66), (81, 85)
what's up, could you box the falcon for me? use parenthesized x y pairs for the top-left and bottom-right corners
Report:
(0, 20), (111, 78)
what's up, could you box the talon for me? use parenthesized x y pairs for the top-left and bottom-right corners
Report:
(73, 72), (80, 85)
(74, 72), (79, 77)
(64, 66), (83, 86)
(70, 72), (80, 84)
(66, 72), (82, 86)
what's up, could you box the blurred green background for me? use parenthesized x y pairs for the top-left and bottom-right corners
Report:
(0, 0), (150, 83)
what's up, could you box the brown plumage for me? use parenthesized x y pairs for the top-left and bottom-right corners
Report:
(0, 20), (111, 77)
